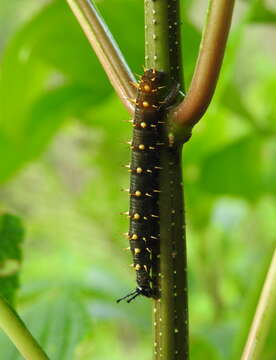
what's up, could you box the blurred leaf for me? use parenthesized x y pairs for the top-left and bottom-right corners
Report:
(190, 334), (221, 360)
(0, 289), (91, 360)
(181, 20), (201, 86)
(0, 213), (24, 305)
(0, 0), (114, 184)
(0, 84), (95, 183)
(249, 1), (276, 23)
(221, 84), (258, 127)
(199, 135), (264, 198)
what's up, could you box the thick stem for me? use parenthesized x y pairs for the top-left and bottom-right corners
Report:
(154, 145), (188, 360)
(0, 296), (49, 360)
(67, 0), (136, 114)
(241, 248), (276, 360)
(144, 0), (182, 84)
(171, 0), (235, 130)
(144, 1), (188, 359)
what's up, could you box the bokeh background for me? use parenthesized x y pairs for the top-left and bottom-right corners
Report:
(0, 0), (276, 359)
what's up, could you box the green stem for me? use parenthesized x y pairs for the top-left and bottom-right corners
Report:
(0, 296), (49, 360)
(144, 1), (188, 359)
(241, 248), (276, 360)
(144, 0), (182, 84)
(156, 145), (188, 360)
(66, 0), (136, 114)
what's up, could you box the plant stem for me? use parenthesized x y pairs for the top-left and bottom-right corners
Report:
(241, 248), (276, 360)
(144, 0), (182, 83)
(0, 296), (49, 360)
(66, 0), (136, 114)
(157, 145), (189, 360)
(144, 1), (188, 359)
(172, 0), (235, 129)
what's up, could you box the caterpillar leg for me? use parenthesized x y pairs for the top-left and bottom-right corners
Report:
(117, 285), (153, 303)
(116, 288), (141, 303)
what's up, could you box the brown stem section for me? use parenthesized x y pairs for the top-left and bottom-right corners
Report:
(172, 0), (235, 128)
(153, 144), (188, 360)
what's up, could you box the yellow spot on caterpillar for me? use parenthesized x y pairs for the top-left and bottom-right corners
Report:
(142, 101), (149, 108)
(133, 213), (140, 220)
(131, 234), (138, 240)
(144, 265), (148, 271)
(138, 144), (145, 150)
(136, 167), (143, 173)
(140, 122), (147, 128)
(144, 84), (151, 92)
(135, 264), (141, 270)
(134, 248), (141, 254)
(174, 328), (179, 333)
(135, 190), (142, 197)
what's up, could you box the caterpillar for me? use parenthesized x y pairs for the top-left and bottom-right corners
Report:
(117, 69), (178, 303)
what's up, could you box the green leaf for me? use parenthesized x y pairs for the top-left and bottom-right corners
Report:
(249, 1), (276, 23)
(0, 84), (95, 183)
(0, 214), (24, 305)
(199, 136), (265, 199)
(0, 290), (91, 360)
(0, 0), (114, 184)
(190, 334), (221, 360)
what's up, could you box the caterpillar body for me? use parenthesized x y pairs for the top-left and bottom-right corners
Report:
(117, 69), (169, 303)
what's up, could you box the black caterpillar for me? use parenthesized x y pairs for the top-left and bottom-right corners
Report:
(117, 69), (177, 303)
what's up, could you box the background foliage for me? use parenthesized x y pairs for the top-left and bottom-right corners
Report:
(0, 0), (275, 359)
